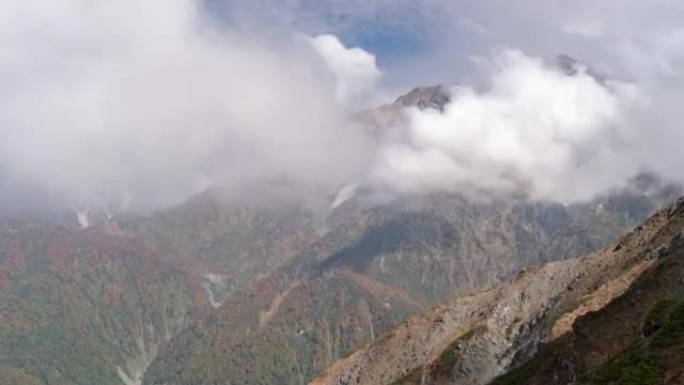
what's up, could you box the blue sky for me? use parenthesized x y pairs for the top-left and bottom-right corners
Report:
(203, 0), (461, 89)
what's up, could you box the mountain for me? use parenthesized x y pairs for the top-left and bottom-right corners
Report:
(494, 200), (684, 385)
(392, 85), (452, 111)
(0, 218), (193, 385)
(310, 197), (684, 385)
(0, 183), (668, 385)
(0, 84), (679, 385)
(112, 189), (324, 298)
(142, 188), (675, 385)
(358, 84), (451, 129)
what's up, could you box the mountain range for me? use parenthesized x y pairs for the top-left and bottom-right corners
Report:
(0, 85), (681, 385)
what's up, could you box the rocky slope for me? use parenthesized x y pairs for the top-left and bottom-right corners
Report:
(0, 184), (674, 385)
(310, 197), (684, 385)
(494, 198), (684, 385)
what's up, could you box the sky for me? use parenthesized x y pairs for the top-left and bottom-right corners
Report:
(1, 0), (684, 212)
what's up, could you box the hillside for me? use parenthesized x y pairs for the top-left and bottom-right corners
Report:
(3, 1), (683, 384)
(113, 189), (324, 300)
(0, 218), (194, 385)
(310, 197), (684, 385)
(494, 198), (684, 384)
(143, 190), (670, 385)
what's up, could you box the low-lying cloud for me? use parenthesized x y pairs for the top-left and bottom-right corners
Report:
(369, 50), (643, 202)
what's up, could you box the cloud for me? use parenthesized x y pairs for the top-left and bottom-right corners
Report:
(307, 34), (381, 106)
(457, 17), (488, 36)
(3, 0), (684, 213)
(561, 20), (604, 38)
(368, 50), (642, 202)
(0, 0), (376, 211)
(340, 0), (684, 203)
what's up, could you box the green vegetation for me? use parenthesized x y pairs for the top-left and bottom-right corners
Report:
(651, 300), (684, 347)
(437, 327), (484, 372)
(591, 300), (684, 385)
(390, 367), (421, 385)
(497, 300), (684, 385)
(592, 343), (658, 385)
(0, 187), (667, 385)
(0, 222), (191, 385)
(0, 368), (41, 385)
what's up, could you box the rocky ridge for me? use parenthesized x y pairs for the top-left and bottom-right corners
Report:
(310, 197), (684, 385)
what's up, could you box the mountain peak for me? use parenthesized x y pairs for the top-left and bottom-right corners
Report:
(555, 54), (582, 76)
(393, 84), (452, 111)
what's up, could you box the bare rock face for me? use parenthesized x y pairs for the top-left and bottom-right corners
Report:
(450, 262), (578, 385)
(360, 84), (452, 129)
(393, 85), (451, 112)
(492, 204), (684, 385)
(553, 53), (607, 84)
(310, 258), (585, 385)
(555, 54), (582, 76)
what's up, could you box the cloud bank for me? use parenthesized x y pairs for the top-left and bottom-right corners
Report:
(1, 0), (684, 213)
(0, 0), (377, 211)
(369, 51), (642, 202)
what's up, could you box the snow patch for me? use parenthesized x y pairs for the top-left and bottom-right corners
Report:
(595, 202), (606, 215)
(71, 206), (90, 228)
(116, 326), (159, 385)
(330, 183), (357, 210)
(201, 273), (232, 309)
(117, 366), (144, 385)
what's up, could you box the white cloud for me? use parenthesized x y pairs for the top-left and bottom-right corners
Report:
(3, 0), (684, 212)
(308, 34), (382, 106)
(457, 17), (488, 36)
(369, 50), (641, 202)
(0, 0), (374, 211)
(561, 20), (604, 38)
